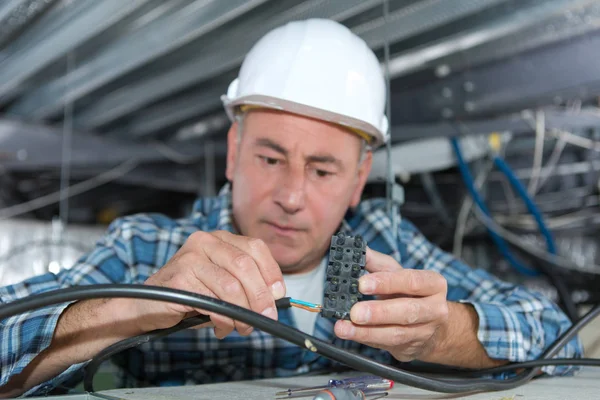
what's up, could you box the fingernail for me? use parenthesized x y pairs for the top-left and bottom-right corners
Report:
(271, 281), (285, 299)
(261, 306), (277, 320)
(337, 321), (355, 338)
(214, 327), (226, 339)
(241, 326), (254, 336)
(352, 304), (371, 324)
(359, 276), (376, 294)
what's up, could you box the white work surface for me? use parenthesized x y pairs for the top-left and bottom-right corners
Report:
(95, 369), (600, 400)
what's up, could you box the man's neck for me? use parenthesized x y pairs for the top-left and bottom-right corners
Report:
(283, 257), (324, 276)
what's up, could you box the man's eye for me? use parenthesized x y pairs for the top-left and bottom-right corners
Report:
(260, 156), (280, 165)
(315, 170), (333, 178)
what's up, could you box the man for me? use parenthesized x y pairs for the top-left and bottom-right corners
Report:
(0, 19), (581, 398)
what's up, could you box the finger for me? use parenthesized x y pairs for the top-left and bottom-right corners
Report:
(358, 270), (447, 297)
(212, 231), (286, 299)
(191, 260), (256, 335)
(165, 273), (237, 335)
(334, 320), (432, 353)
(350, 296), (448, 326)
(364, 247), (402, 273)
(214, 325), (231, 339)
(201, 234), (279, 324)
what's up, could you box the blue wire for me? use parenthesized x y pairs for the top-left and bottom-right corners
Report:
(492, 156), (557, 255)
(289, 298), (321, 309)
(450, 137), (539, 276)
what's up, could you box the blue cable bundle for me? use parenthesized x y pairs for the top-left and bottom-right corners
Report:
(450, 137), (557, 276)
(492, 156), (557, 255)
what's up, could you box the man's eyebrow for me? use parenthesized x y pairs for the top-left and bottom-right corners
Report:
(254, 137), (343, 168)
(306, 154), (343, 168)
(254, 138), (287, 155)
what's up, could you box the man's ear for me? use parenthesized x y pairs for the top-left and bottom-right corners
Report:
(350, 151), (372, 208)
(225, 122), (240, 181)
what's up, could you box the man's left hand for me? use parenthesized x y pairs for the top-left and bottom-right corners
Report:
(334, 247), (449, 362)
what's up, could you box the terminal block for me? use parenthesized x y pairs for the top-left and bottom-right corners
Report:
(320, 232), (366, 320)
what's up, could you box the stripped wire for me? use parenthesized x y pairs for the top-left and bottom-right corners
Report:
(289, 298), (322, 313)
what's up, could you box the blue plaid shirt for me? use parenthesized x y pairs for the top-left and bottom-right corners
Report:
(0, 184), (582, 396)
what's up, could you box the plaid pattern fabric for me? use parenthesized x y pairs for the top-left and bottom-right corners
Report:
(0, 184), (582, 396)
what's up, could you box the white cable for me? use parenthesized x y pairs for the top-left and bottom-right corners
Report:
(453, 158), (494, 258)
(552, 129), (600, 152)
(472, 206), (600, 274)
(527, 109), (545, 195)
(382, 0), (397, 241)
(59, 51), (75, 226)
(0, 160), (138, 221)
(494, 210), (597, 230)
(534, 136), (567, 195)
(57, 50), (76, 270)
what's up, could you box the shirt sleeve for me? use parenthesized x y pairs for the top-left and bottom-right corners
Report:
(0, 218), (136, 397)
(398, 218), (583, 376)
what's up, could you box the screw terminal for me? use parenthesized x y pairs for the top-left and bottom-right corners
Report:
(321, 233), (366, 320)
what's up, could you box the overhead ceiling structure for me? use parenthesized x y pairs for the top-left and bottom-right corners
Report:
(1, 0), (600, 220)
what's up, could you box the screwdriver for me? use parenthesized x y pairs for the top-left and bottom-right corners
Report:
(312, 387), (388, 400)
(276, 375), (394, 398)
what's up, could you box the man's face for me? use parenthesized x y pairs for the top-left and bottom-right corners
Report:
(226, 109), (372, 274)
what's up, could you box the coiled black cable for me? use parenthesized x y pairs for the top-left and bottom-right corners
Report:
(83, 297), (291, 392)
(0, 284), (597, 394)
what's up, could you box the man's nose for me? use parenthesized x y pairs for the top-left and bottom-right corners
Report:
(273, 168), (306, 214)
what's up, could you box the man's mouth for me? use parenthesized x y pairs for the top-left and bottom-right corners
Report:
(265, 221), (303, 235)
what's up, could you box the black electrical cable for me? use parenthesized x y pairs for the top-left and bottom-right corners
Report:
(535, 261), (579, 322)
(83, 297), (292, 392)
(510, 245), (579, 322)
(460, 358), (600, 377)
(402, 358), (600, 377)
(83, 314), (210, 392)
(0, 284), (597, 394)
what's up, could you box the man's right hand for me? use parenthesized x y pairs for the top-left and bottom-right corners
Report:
(0, 230), (286, 398)
(134, 230), (286, 337)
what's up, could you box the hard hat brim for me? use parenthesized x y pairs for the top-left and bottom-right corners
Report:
(221, 94), (387, 148)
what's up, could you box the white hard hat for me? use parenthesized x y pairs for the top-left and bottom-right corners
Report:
(221, 18), (389, 148)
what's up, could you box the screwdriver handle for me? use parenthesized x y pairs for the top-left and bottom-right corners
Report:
(312, 388), (365, 400)
(328, 375), (394, 392)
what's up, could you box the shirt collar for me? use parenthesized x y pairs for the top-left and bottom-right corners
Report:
(191, 183), (237, 233)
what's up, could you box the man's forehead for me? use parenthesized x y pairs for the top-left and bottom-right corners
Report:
(243, 109), (362, 147)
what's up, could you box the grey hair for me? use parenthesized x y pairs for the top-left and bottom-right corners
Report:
(235, 110), (369, 164)
(235, 112), (246, 144)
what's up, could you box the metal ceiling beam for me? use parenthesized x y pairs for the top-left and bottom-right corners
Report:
(421, 1), (600, 81)
(174, 113), (230, 141)
(390, 108), (600, 142)
(106, 0), (510, 138)
(125, 86), (226, 138)
(0, 0), (101, 57)
(68, 0), (381, 130)
(0, 118), (211, 169)
(0, 0), (151, 103)
(0, 0), (57, 48)
(390, 26), (600, 124)
(7, 0), (270, 120)
(356, 0), (508, 49)
(386, 0), (596, 79)
(0, 0), (26, 24)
